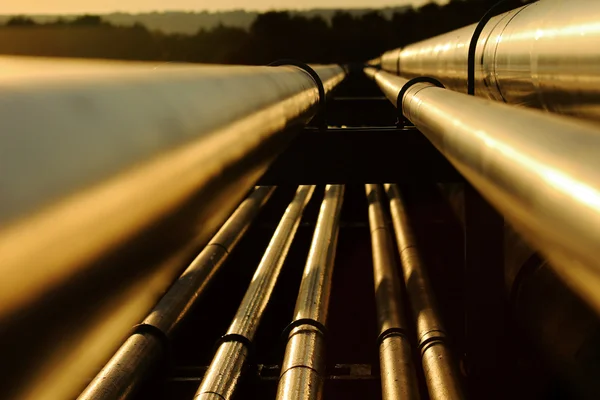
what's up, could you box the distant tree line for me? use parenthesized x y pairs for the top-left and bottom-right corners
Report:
(0, 0), (534, 64)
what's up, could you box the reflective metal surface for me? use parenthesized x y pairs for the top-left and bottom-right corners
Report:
(366, 184), (420, 400)
(195, 185), (315, 400)
(292, 185), (345, 324)
(227, 185), (315, 339)
(0, 56), (343, 400)
(366, 184), (409, 333)
(369, 67), (600, 317)
(194, 341), (249, 400)
(78, 186), (275, 400)
(385, 183), (465, 400)
(79, 332), (164, 400)
(380, 0), (600, 124)
(276, 185), (344, 400)
(420, 342), (465, 400)
(277, 325), (326, 400)
(380, 48), (401, 75)
(380, 335), (421, 400)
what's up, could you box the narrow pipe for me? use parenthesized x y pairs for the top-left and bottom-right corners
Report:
(276, 185), (344, 400)
(0, 57), (344, 400)
(78, 186), (275, 400)
(194, 185), (316, 400)
(385, 184), (466, 400)
(367, 67), (600, 316)
(379, 0), (600, 124)
(366, 184), (420, 400)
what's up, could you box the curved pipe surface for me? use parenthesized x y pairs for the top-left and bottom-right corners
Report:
(276, 185), (344, 400)
(0, 57), (344, 400)
(367, 67), (600, 318)
(78, 186), (276, 400)
(194, 185), (315, 400)
(381, 48), (401, 75)
(380, 0), (600, 124)
(384, 184), (465, 400)
(366, 184), (420, 400)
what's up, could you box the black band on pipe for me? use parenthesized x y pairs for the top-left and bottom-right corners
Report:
(418, 332), (449, 355)
(269, 59), (327, 128)
(216, 333), (253, 349)
(467, 0), (514, 96)
(281, 318), (328, 341)
(212, 333), (255, 366)
(130, 323), (176, 374)
(397, 77), (445, 128)
(377, 327), (410, 346)
(269, 59), (326, 109)
(131, 323), (171, 352)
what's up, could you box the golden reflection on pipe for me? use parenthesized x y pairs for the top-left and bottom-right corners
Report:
(380, 0), (600, 124)
(368, 67), (600, 317)
(276, 185), (344, 400)
(385, 184), (466, 400)
(79, 186), (275, 400)
(366, 184), (420, 400)
(195, 186), (315, 400)
(0, 57), (345, 400)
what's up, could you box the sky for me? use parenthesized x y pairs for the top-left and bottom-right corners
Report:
(0, 0), (436, 15)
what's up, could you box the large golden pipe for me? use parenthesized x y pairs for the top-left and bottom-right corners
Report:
(0, 57), (344, 400)
(379, 0), (600, 124)
(367, 66), (600, 317)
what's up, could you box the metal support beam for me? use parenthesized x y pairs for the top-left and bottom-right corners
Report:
(259, 127), (463, 185)
(326, 97), (397, 126)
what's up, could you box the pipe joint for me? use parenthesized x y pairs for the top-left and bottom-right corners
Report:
(130, 323), (171, 353)
(397, 77), (445, 128)
(418, 329), (449, 356)
(282, 318), (328, 342)
(269, 60), (327, 128)
(377, 327), (410, 346)
(215, 333), (253, 351)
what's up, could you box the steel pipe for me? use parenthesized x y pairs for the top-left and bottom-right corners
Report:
(380, 0), (600, 124)
(194, 185), (315, 400)
(276, 185), (344, 400)
(366, 184), (420, 400)
(380, 48), (401, 76)
(384, 184), (466, 400)
(0, 56), (344, 400)
(367, 66), (600, 317)
(78, 186), (275, 400)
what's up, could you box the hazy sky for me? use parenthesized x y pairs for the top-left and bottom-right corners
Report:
(0, 0), (436, 14)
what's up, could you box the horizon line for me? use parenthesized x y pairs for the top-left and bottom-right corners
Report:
(0, 5), (419, 17)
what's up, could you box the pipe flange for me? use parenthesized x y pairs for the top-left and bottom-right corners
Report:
(397, 77), (445, 128)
